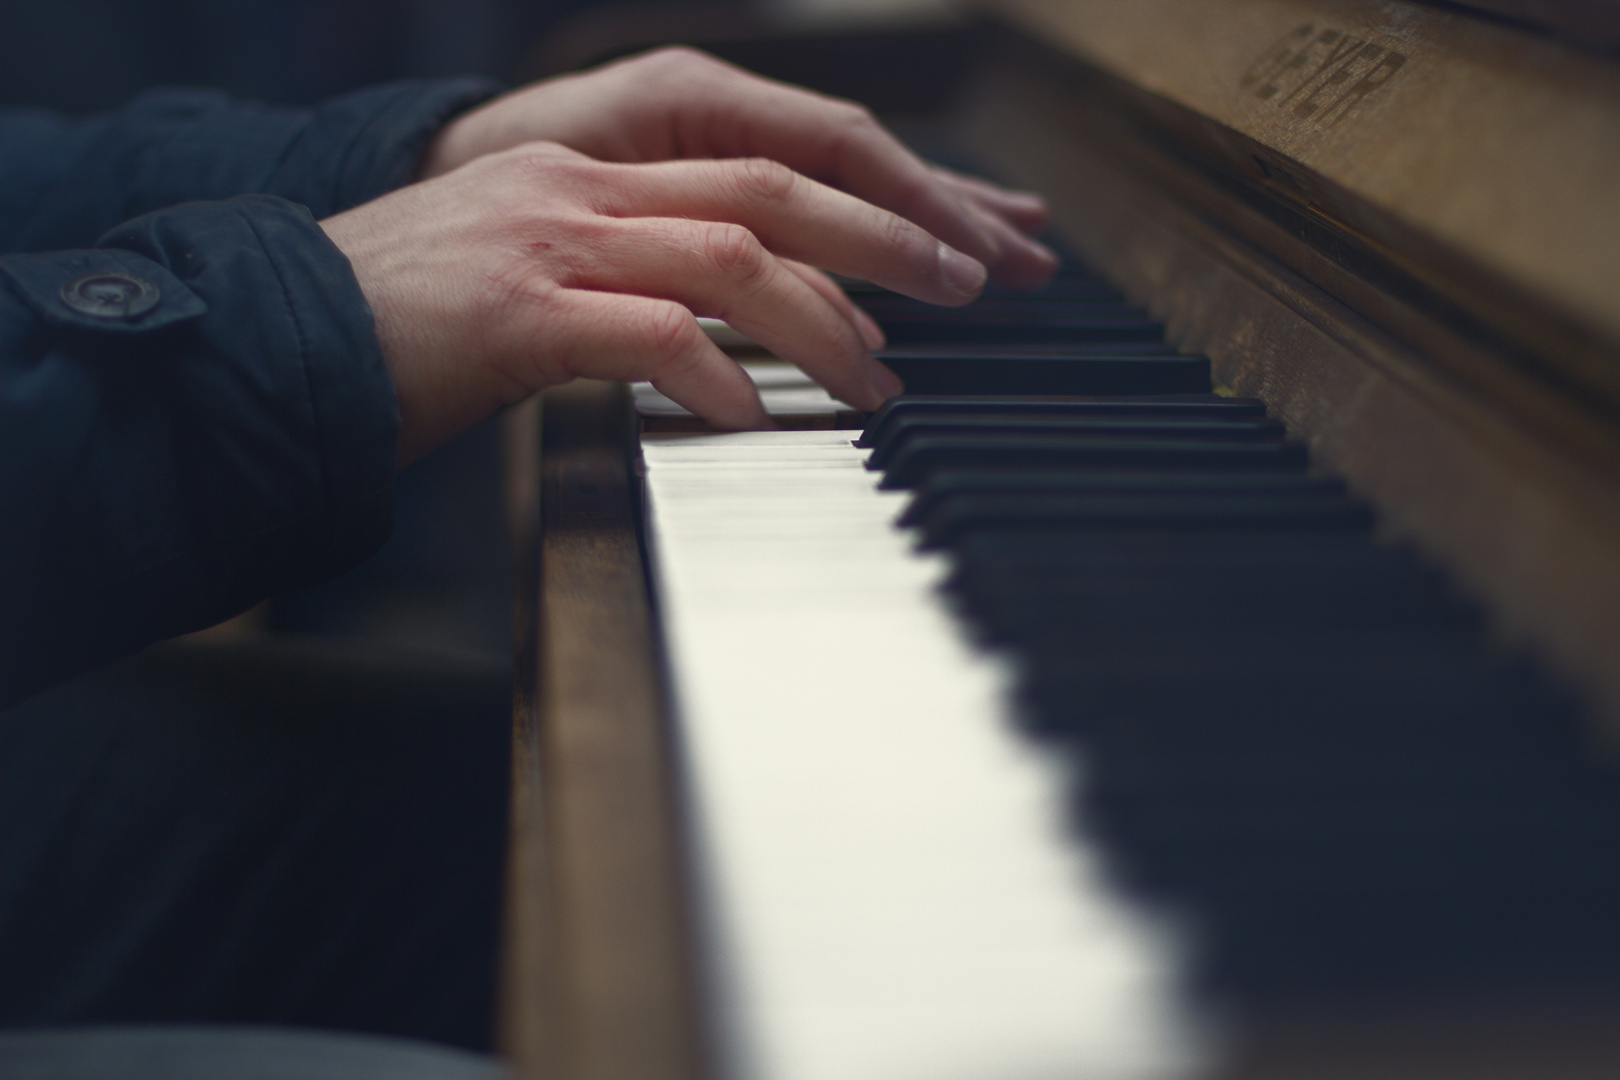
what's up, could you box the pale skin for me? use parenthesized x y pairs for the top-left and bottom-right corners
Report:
(319, 47), (1056, 465)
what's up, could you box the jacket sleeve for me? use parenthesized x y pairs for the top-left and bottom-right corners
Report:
(0, 78), (500, 253)
(0, 80), (502, 707)
(0, 194), (406, 709)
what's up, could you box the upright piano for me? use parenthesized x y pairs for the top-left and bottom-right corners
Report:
(501, 3), (1620, 1077)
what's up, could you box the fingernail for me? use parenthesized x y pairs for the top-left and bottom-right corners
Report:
(938, 242), (987, 298)
(867, 355), (904, 401)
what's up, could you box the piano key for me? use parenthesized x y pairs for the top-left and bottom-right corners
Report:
(911, 492), (1374, 548)
(863, 417), (1287, 469)
(859, 368), (1620, 1010)
(872, 349), (1211, 395)
(844, 267), (1121, 303)
(875, 314), (1166, 348)
(879, 435), (1308, 490)
(640, 429), (1207, 1080)
(877, 341), (1185, 358)
(638, 206), (1620, 1069)
(898, 470), (1345, 527)
(632, 361), (856, 425)
(858, 394), (1265, 447)
(857, 296), (1147, 319)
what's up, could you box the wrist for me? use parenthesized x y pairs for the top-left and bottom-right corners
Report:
(415, 91), (507, 180)
(416, 121), (466, 181)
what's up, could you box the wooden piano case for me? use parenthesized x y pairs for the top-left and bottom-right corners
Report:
(502, 3), (1620, 1076)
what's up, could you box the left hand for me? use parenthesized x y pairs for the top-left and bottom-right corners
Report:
(418, 47), (1058, 289)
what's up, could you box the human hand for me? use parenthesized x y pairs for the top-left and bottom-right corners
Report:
(418, 47), (1056, 288)
(321, 141), (992, 465)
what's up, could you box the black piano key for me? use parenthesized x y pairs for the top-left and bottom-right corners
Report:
(845, 264), (1121, 302)
(861, 393), (1263, 446)
(875, 349), (1210, 395)
(865, 416), (1285, 469)
(877, 314), (1166, 348)
(913, 492), (1373, 548)
(876, 341), (1186, 357)
(979, 278), (1124, 301)
(898, 470), (1344, 527)
(878, 436), (1308, 489)
(846, 233), (1620, 1002)
(953, 569), (1475, 645)
(858, 295), (1138, 318)
(857, 394), (1265, 448)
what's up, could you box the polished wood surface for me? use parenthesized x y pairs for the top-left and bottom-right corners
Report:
(502, 382), (706, 1080)
(994, 0), (1620, 375)
(959, 0), (1620, 729)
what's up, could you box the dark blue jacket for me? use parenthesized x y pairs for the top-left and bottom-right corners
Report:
(0, 79), (499, 708)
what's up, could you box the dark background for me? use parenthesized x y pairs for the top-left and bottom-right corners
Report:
(0, 0), (719, 113)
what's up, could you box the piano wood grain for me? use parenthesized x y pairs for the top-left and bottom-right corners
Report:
(958, 5), (1620, 730)
(502, 381), (707, 1080)
(992, 0), (1620, 384)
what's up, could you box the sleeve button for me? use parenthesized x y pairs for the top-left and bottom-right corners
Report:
(59, 272), (162, 319)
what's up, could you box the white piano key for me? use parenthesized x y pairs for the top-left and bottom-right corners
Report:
(642, 431), (1210, 1080)
(632, 361), (846, 419)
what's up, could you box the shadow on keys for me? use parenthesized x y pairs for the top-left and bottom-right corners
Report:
(857, 248), (1620, 1075)
(938, 452), (1620, 1073)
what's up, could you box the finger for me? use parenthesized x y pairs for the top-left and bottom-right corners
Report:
(556, 218), (895, 409)
(779, 259), (886, 351)
(589, 157), (988, 307)
(653, 68), (1006, 260)
(673, 75), (1045, 282)
(578, 50), (1056, 287)
(963, 199), (1061, 289)
(930, 166), (1051, 234)
(541, 289), (771, 429)
(924, 169), (1059, 285)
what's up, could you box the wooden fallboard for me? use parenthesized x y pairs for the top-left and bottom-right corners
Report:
(989, 0), (1620, 402)
(955, 0), (1620, 729)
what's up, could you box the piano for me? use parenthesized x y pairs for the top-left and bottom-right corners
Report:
(500, 3), (1620, 1078)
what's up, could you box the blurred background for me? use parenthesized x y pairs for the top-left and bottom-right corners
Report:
(0, 0), (955, 113)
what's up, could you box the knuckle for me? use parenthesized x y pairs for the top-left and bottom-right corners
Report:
(509, 141), (590, 184)
(877, 209), (921, 256)
(639, 46), (724, 91)
(650, 44), (708, 69)
(833, 100), (878, 131)
(890, 170), (935, 215)
(699, 222), (767, 285)
(733, 157), (797, 205)
(644, 302), (703, 360)
(485, 261), (559, 339)
(509, 145), (561, 185)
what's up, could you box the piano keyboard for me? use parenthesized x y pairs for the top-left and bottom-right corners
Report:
(638, 258), (1620, 1077)
(643, 430), (1200, 1080)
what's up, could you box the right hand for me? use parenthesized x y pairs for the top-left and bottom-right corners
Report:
(320, 141), (989, 465)
(417, 47), (1056, 288)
